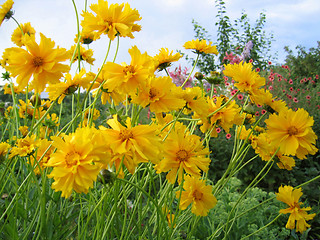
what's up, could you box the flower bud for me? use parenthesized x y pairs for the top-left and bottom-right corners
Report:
(194, 72), (204, 80)
(30, 94), (41, 107)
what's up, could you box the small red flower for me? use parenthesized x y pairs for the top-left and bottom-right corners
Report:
(226, 133), (232, 139)
(216, 127), (221, 133)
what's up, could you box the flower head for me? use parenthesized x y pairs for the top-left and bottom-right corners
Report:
(11, 22), (36, 47)
(276, 185), (316, 233)
(69, 44), (95, 65)
(155, 124), (210, 184)
(81, 0), (141, 40)
(223, 61), (265, 94)
(46, 127), (110, 198)
(0, 0), (13, 26)
(176, 175), (217, 216)
(265, 108), (318, 159)
(5, 33), (70, 93)
(153, 48), (182, 71)
(184, 39), (218, 55)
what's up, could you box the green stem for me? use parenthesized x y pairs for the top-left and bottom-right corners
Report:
(181, 53), (199, 88)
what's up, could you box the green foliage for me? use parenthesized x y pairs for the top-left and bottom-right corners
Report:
(284, 41), (320, 80)
(186, 0), (274, 74)
(192, 177), (291, 239)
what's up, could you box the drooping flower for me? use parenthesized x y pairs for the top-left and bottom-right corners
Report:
(102, 46), (154, 94)
(46, 127), (110, 198)
(265, 108), (318, 159)
(153, 48), (182, 71)
(131, 75), (186, 113)
(176, 175), (217, 216)
(3, 83), (26, 95)
(183, 39), (218, 55)
(223, 61), (265, 94)
(0, 0), (13, 26)
(276, 185), (316, 233)
(69, 44), (95, 65)
(179, 87), (207, 116)
(155, 124), (210, 184)
(11, 22), (36, 47)
(81, 0), (141, 41)
(46, 68), (90, 104)
(4, 33), (70, 93)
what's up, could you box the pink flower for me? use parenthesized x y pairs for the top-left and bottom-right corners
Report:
(306, 95), (311, 100)
(293, 97), (298, 103)
(237, 94), (243, 100)
(255, 111), (260, 116)
(289, 79), (293, 84)
(261, 109), (267, 115)
(289, 87), (294, 91)
(226, 133), (232, 139)
(216, 127), (221, 133)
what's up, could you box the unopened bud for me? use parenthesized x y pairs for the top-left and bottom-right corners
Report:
(194, 72), (204, 80)
(30, 94), (41, 107)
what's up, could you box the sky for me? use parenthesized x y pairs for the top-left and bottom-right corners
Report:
(0, 0), (320, 85)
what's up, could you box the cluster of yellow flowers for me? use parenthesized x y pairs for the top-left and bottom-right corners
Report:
(0, 0), (318, 233)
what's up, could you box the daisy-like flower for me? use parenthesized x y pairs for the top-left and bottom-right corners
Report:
(74, 31), (97, 45)
(176, 175), (217, 216)
(224, 61), (266, 94)
(9, 135), (39, 158)
(81, 0), (141, 41)
(46, 127), (110, 198)
(196, 96), (243, 137)
(155, 124), (210, 184)
(4, 33), (70, 93)
(265, 108), (318, 159)
(100, 115), (163, 176)
(183, 39), (218, 55)
(276, 185), (316, 233)
(179, 87), (207, 116)
(46, 69), (90, 104)
(0, 0), (13, 26)
(11, 22), (36, 47)
(153, 48), (182, 71)
(69, 44), (95, 65)
(103, 46), (155, 94)
(131, 75), (186, 113)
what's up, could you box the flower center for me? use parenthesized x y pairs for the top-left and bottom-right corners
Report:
(123, 65), (135, 75)
(193, 190), (203, 201)
(149, 87), (159, 100)
(65, 151), (81, 168)
(32, 56), (44, 67)
(119, 129), (133, 141)
(288, 126), (298, 136)
(176, 150), (189, 162)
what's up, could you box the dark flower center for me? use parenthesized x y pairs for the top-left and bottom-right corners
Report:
(32, 56), (44, 67)
(193, 190), (203, 200)
(288, 126), (299, 136)
(176, 150), (189, 162)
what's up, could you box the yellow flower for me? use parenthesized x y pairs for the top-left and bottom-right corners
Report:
(46, 127), (110, 198)
(0, 142), (10, 162)
(19, 126), (29, 137)
(276, 185), (316, 233)
(3, 83), (26, 95)
(46, 69), (89, 104)
(74, 31), (97, 44)
(223, 61), (265, 94)
(155, 124), (210, 184)
(11, 22), (36, 47)
(131, 76), (186, 113)
(86, 71), (126, 105)
(100, 115), (162, 176)
(5, 33), (70, 93)
(103, 46), (155, 94)
(81, 0), (141, 41)
(153, 48), (182, 71)
(196, 96), (243, 137)
(69, 44), (95, 65)
(9, 135), (39, 158)
(0, 0), (13, 26)
(30, 139), (53, 175)
(176, 175), (217, 216)
(183, 39), (218, 55)
(265, 108), (318, 159)
(179, 87), (207, 116)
